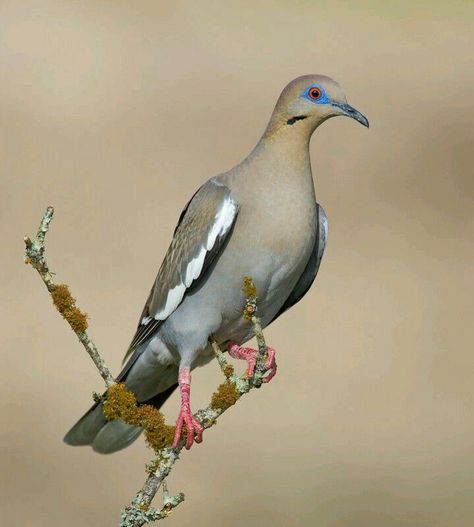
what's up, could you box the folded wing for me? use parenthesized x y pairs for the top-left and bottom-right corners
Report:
(122, 178), (239, 367)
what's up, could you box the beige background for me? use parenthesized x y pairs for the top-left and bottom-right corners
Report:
(1, 1), (474, 526)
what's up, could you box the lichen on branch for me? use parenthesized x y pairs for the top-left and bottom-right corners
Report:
(51, 284), (88, 333)
(210, 381), (240, 411)
(104, 384), (176, 452)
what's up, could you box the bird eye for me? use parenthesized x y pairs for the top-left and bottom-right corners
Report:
(308, 87), (322, 100)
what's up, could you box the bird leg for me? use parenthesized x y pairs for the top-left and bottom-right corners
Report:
(227, 343), (277, 383)
(172, 368), (204, 449)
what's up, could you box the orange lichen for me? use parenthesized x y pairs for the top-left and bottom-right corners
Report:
(242, 276), (257, 300)
(103, 384), (175, 452)
(242, 277), (258, 320)
(103, 383), (137, 422)
(210, 381), (240, 411)
(50, 283), (88, 333)
(223, 364), (234, 379)
(137, 405), (176, 452)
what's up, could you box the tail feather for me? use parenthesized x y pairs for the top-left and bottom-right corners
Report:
(63, 402), (107, 446)
(92, 419), (143, 454)
(63, 383), (178, 454)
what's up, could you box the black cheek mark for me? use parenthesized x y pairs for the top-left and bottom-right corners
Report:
(286, 115), (308, 126)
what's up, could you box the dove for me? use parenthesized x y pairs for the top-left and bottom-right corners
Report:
(64, 74), (368, 453)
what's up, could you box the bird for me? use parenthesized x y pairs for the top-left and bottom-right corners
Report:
(64, 74), (368, 453)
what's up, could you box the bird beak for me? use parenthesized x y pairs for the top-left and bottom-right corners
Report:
(332, 103), (369, 128)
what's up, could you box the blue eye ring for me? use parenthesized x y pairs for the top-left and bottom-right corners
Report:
(302, 84), (330, 104)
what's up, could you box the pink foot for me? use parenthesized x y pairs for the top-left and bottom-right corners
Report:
(172, 369), (203, 449)
(227, 343), (277, 383)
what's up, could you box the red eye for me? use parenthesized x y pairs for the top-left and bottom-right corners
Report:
(308, 87), (322, 100)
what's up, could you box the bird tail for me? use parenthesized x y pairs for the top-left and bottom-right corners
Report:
(63, 385), (177, 454)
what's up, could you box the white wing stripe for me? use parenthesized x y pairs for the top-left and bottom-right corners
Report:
(154, 283), (187, 320)
(207, 197), (238, 249)
(152, 195), (237, 322)
(184, 245), (207, 287)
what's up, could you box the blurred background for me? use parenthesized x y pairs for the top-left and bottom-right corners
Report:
(1, 1), (473, 526)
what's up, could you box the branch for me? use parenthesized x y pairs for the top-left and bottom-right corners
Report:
(25, 207), (273, 526)
(24, 207), (115, 387)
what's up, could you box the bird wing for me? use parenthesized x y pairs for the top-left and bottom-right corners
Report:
(271, 203), (328, 322)
(121, 178), (239, 366)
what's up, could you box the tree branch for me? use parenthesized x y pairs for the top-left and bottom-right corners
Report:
(24, 207), (115, 387)
(25, 207), (273, 526)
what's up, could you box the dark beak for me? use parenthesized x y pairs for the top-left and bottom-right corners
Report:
(333, 103), (369, 128)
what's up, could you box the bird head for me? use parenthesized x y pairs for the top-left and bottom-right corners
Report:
(270, 74), (369, 133)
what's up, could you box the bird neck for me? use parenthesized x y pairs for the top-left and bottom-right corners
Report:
(248, 117), (315, 181)
(232, 121), (316, 210)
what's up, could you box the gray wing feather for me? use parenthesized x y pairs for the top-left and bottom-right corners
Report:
(271, 203), (328, 322)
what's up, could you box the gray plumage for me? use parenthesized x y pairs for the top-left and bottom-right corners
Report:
(64, 75), (367, 453)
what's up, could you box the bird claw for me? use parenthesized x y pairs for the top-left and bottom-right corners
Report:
(262, 347), (277, 383)
(172, 368), (203, 449)
(227, 343), (277, 383)
(172, 404), (203, 450)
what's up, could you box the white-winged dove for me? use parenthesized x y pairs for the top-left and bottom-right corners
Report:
(64, 75), (368, 453)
